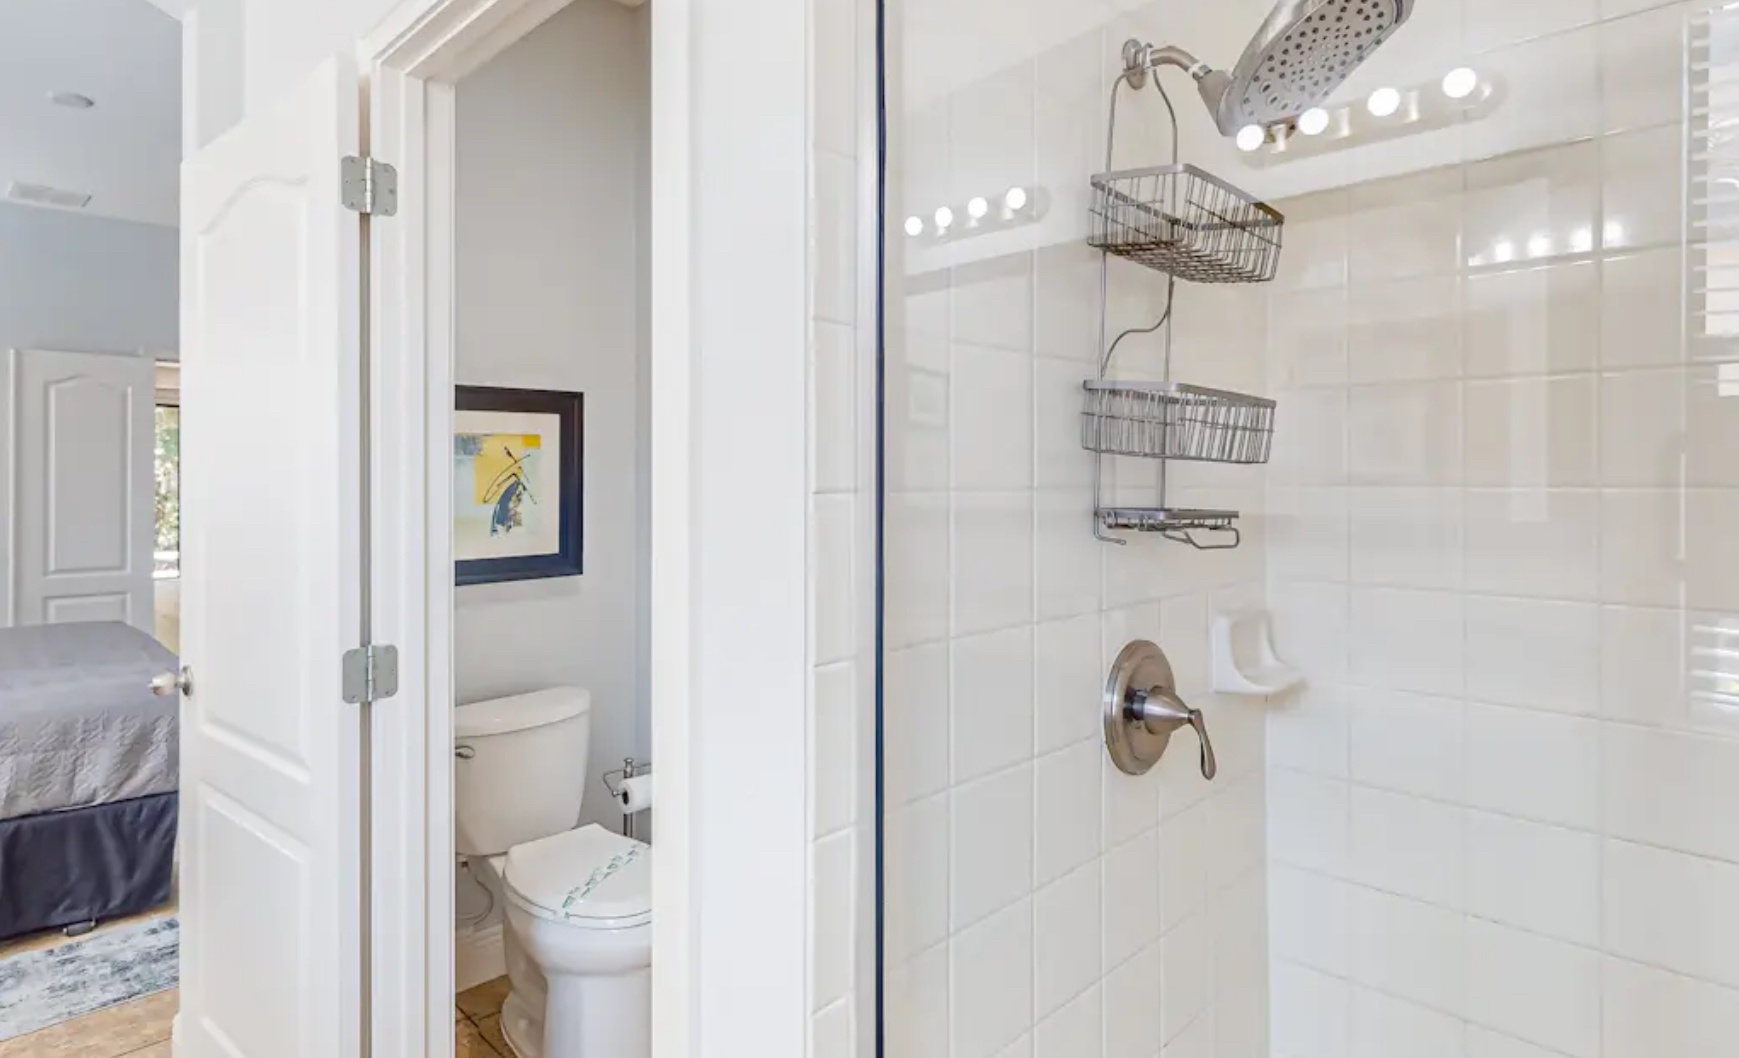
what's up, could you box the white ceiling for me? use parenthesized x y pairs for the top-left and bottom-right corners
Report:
(0, 0), (181, 227)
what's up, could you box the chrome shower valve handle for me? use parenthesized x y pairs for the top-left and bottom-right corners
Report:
(1103, 640), (1218, 779)
(1126, 685), (1217, 781)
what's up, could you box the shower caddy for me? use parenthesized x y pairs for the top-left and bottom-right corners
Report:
(1084, 42), (1286, 550)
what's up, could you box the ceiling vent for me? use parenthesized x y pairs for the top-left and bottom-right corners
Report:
(6, 181), (93, 209)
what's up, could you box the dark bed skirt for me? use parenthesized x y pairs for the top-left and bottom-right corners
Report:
(0, 793), (177, 941)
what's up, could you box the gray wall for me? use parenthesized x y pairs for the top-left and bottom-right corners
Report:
(0, 203), (178, 355)
(453, 0), (651, 829)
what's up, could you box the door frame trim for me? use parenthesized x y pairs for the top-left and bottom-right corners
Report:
(359, 0), (812, 1053)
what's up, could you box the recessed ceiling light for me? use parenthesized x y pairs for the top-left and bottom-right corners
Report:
(48, 91), (96, 110)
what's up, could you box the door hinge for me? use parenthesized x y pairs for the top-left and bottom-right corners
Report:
(341, 155), (399, 216)
(342, 644), (400, 704)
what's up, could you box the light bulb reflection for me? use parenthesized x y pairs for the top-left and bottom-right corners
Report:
(1298, 107), (1331, 136)
(1527, 233), (1552, 258)
(1236, 124), (1266, 152)
(1367, 87), (1402, 117)
(1570, 227), (1594, 254)
(1604, 219), (1627, 246)
(1493, 240), (1516, 264)
(1442, 67), (1480, 100)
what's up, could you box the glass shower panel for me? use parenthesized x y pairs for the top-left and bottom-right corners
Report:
(879, 2), (1739, 1057)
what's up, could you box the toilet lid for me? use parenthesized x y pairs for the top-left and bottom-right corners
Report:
(504, 824), (652, 928)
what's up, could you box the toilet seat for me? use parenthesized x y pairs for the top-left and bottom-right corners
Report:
(503, 824), (652, 930)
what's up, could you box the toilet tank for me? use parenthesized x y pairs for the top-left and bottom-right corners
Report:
(454, 687), (592, 856)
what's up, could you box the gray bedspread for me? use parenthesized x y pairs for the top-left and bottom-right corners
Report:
(0, 622), (179, 821)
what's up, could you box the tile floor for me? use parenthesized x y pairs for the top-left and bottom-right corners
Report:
(0, 948), (509, 1058)
(0, 906), (172, 962)
(457, 976), (515, 1057)
(0, 990), (175, 1058)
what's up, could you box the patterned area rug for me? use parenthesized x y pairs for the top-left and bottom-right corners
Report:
(0, 915), (178, 1040)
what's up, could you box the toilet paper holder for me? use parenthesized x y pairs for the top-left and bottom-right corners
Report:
(602, 757), (651, 840)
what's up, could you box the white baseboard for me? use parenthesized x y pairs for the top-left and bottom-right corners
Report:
(456, 922), (507, 992)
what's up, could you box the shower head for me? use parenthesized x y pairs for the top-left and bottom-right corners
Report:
(1131, 0), (1417, 137)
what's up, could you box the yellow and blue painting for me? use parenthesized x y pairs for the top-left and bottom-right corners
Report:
(456, 431), (541, 540)
(453, 387), (581, 585)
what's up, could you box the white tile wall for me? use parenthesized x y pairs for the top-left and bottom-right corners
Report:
(880, 5), (1273, 1058)
(1266, 5), (1739, 1057)
(808, 0), (875, 1053)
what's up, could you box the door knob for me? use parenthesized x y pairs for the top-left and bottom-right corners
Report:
(1103, 640), (1216, 779)
(151, 667), (192, 698)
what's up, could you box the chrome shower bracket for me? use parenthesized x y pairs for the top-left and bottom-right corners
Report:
(1122, 39), (1212, 89)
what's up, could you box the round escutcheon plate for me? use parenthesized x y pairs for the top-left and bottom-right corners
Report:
(1103, 639), (1177, 777)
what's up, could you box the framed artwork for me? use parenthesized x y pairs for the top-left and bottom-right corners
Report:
(453, 386), (583, 586)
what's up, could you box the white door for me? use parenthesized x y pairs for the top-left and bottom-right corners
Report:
(176, 53), (365, 1058)
(7, 348), (154, 629)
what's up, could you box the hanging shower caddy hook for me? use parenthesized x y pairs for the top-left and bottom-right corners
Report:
(1082, 43), (1284, 550)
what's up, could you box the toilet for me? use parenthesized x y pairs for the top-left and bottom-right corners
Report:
(455, 687), (651, 1058)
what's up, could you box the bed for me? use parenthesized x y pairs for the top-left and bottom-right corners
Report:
(0, 622), (179, 940)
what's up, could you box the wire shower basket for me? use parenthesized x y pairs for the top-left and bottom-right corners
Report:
(1082, 380), (1276, 464)
(1089, 163), (1284, 284)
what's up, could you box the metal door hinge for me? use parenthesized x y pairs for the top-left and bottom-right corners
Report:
(341, 155), (398, 216)
(342, 644), (400, 704)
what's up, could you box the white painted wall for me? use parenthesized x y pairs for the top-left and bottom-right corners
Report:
(0, 203), (178, 355)
(453, 0), (651, 829)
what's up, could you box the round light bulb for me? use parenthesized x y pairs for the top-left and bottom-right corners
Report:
(1367, 87), (1402, 118)
(1236, 124), (1266, 152)
(934, 206), (954, 230)
(1297, 108), (1331, 136)
(967, 196), (990, 220)
(1442, 67), (1480, 101)
(904, 215), (924, 237)
(1004, 187), (1030, 211)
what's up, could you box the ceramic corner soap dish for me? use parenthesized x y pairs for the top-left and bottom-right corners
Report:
(1211, 609), (1303, 697)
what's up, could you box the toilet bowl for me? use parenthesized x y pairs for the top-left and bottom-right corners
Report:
(456, 689), (652, 1058)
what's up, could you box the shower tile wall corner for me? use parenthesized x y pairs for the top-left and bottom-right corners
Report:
(1264, 2), (1739, 1057)
(882, 4), (1276, 1058)
(808, 0), (880, 1055)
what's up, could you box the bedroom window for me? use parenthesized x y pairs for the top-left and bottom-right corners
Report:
(154, 403), (179, 580)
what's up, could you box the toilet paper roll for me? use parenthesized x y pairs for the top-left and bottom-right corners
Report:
(618, 774), (654, 815)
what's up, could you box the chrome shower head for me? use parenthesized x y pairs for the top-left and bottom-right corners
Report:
(1130, 0), (1416, 137)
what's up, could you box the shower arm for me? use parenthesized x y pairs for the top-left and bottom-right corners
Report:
(1121, 40), (1238, 135)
